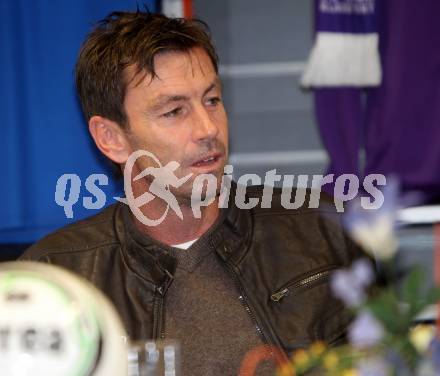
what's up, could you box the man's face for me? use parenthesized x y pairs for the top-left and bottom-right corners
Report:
(123, 47), (229, 201)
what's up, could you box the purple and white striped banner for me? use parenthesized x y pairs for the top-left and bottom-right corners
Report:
(302, 0), (382, 87)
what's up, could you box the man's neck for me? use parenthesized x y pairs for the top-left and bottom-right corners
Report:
(131, 199), (220, 246)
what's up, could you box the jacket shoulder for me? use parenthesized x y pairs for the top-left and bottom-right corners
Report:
(241, 185), (362, 265)
(20, 204), (120, 261)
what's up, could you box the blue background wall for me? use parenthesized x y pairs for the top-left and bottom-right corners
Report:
(0, 0), (156, 243)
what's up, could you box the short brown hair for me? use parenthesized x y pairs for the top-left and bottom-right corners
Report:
(75, 11), (218, 128)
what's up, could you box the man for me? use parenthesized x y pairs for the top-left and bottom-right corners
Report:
(21, 11), (364, 375)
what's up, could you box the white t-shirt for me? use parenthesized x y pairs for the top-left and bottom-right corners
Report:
(172, 238), (199, 250)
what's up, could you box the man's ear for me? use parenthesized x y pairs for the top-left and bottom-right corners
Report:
(88, 116), (131, 164)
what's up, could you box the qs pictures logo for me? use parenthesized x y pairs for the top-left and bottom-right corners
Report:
(55, 150), (387, 225)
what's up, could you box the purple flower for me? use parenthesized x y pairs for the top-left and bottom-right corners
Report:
(352, 258), (375, 286)
(330, 258), (374, 307)
(348, 311), (384, 348)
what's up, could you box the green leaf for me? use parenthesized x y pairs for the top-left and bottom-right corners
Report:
(367, 290), (408, 334)
(401, 266), (425, 307)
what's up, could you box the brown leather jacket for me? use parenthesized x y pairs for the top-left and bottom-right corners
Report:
(20, 186), (364, 354)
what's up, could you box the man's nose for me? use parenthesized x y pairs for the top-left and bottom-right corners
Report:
(192, 104), (219, 142)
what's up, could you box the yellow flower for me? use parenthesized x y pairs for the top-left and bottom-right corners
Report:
(409, 324), (435, 353)
(341, 369), (359, 376)
(292, 349), (309, 368)
(323, 351), (338, 370)
(310, 341), (326, 357)
(277, 363), (295, 376)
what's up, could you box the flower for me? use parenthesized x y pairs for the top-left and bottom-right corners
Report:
(352, 258), (375, 286)
(309, 341), (326, 357)
(344, 177), (400, 260)
(349, 215), (398, 260)
(278, 363), (296, 376)
(322, 351), (339, 370)
(409, 325), (435, 354)
(291, 349), (309, 368)
(348, 311), (384, 348)
(341, 369), (359, 376)
(330, 258), (374, 307)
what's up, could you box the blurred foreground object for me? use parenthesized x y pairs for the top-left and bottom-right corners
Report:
(276, 187), (440, 375)
(0, 262), (127, 376)
(128, 340), (180, 376)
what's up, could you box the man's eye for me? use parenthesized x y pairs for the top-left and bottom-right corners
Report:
(163, 107), (182, 118)
(206, 97), (221, 106)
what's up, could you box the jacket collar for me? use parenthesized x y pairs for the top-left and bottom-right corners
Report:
(114, 182), (252, 286)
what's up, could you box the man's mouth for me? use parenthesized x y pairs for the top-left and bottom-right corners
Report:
(191, 153), (222, 168)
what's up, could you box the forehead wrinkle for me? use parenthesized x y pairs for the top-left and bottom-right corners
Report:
(149, 77), (221, 111)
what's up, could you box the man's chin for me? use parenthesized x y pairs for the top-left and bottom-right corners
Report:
(174, 173), (222, 207)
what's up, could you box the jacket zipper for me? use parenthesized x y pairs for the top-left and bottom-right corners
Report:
(155, 265), (267, 343)
(156, 271), (174, 340)
(213, 242), (284, 349)
(220, 259), (269, 344)
(226, 261), (290, 364)
(210, 242), (269, 342)
(160, 297), (166, 339)
(152, 292), (162, 340)
(237, 285), (266, 342)
(154, 260), (267, 343)
(270, 269), (334, 302)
